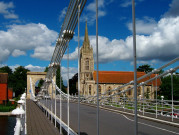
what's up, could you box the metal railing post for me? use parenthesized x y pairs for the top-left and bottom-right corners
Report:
(171, 72), (174, 121)
(60, 63), (62, 134)
(55, 74), (57, 127)
(51, 75), (53, 123)
(155, 74), (158, 118)
(67, 44), (70, 135)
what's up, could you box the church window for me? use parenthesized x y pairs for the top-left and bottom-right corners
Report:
(108, 86), (111, 95)
(137, 87), (141, 96)
(85, 58), (89, 70)
(89, 85), (91, 95)
(146, 87), (150, 99)
(127, 87), (131, 96)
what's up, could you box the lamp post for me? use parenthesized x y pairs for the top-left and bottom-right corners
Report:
(123, 93), (126, 111)
(171, 72), (174, 121)
(139, 95), (141, 111)
(161, 96), (164, 115)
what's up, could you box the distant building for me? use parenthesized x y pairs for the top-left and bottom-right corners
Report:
(8, 88), (13, 100)
(0, 73), (13, 104)
(0, 73), (8, 104)
(79, 22), (161, 99)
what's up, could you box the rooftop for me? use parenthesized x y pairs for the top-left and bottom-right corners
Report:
(93, 71), (161, 86)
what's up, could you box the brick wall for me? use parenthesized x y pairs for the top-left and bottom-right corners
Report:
(8, 88), (13, 99)
(0, 84), (8, 104)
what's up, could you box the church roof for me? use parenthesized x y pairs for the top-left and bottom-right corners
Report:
(93, 71), (161, 86)
(0, 73), (8, 84)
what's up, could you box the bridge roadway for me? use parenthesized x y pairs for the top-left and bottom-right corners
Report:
(41, 99), (179, 135)
(26, 99), (60, 135)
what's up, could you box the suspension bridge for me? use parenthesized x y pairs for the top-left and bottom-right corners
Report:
(11, 0), (179, 135)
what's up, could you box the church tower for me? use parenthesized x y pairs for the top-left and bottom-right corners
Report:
(80, 21), (94, 95)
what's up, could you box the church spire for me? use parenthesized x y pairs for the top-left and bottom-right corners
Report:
(83, 21), (90, 48)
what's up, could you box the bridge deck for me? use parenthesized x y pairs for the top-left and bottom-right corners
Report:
(26, 99), (59, 135)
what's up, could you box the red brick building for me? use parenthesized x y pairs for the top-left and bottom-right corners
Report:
(0, 73), (8, 104)
(8, 88), (13, 100)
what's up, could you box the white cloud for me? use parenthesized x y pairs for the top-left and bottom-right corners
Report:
(81, 0), (113, 24)
(120, 0), (144, 8)
(0, 23), (58, 62)
(61, 66), (78, 83)
(68, 16), (179, 63)
(0, 2), (18, 19)
(31, 46), (55, 61)
(0, 48), (10, 62)
(25, 64), (46, 72)
(59, 7), (67, 22)
(63, 47), (78, 60)
(120, 0), (131, 7)
(9, 64), (20, 71)
(127, 17), (157, 35)
(164, 0), (179, 17)
(12, 49), (26, 57)
(130, 59), (158, 67)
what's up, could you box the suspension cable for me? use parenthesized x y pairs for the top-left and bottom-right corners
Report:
(78, 0), (81, 134)
(60, 63), (62, 134)
(67, 43), (70, 135)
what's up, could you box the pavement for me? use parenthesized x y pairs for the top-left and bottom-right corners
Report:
(41, 99), (179, 135)
(26, 99), (60, 135)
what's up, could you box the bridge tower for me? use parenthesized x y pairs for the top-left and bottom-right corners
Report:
(80, 22), (95, 95)
(27, 72), (56, 99)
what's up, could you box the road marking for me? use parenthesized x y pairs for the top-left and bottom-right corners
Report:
(120, 113), (179, 135)
(101, 108), (179, 135)
(138, 121), (179, 135)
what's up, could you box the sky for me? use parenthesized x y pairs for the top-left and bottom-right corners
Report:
(0, 0), (179, 83)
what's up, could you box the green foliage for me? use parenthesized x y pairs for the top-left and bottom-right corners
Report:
(0, 66), (12, 74)
(44, 67), (49, 72)
(11, 66), (30, 96)
(159, 75), (179, 100)
(38, 79), (44, 88)
(56, 66), (66, 93)
(69, 73), (78, 94)
(13, 95), (21, 101)
(0, 66), (29, 97)
(137, 64), (154, 73)
(0, 101), (17, 112)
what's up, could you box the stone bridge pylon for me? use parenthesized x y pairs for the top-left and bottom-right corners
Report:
(27, 72), (56, 99)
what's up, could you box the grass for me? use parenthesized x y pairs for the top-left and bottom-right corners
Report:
(0, 101), (17, 112)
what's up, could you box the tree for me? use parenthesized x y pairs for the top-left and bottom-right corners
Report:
(137, 64), (154, 73)
(69, 73), (78, 95)
(0, 66), (12, 74)
(44, 67), (48, 72)
(37, 67), (48, 88)
(56, 67), (66, 93)
(38, 79), (44, 88)
(12, 66), (30, 96)
(159, 75), (179, 100)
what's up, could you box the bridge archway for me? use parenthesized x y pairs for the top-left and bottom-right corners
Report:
(27, 72), (56, 99)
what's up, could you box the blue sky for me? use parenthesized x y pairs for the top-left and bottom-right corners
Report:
(0, 0), (179, 82)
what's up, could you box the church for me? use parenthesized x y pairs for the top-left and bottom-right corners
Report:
(79, 22), (160, 99)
